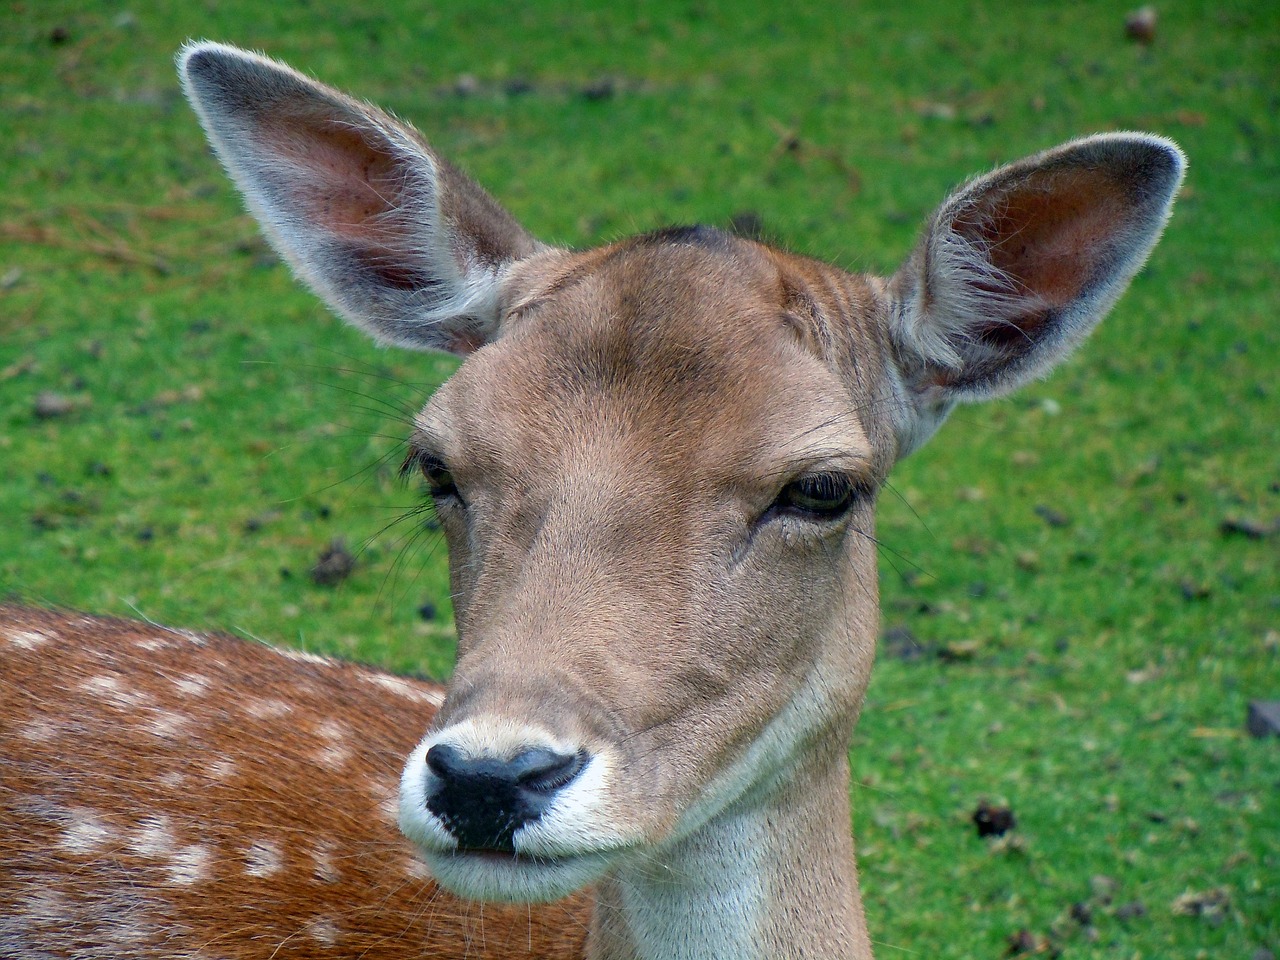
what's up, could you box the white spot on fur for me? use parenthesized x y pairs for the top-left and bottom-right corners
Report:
(4, 628), (51, 649)
(16, 887), (68, 924)
(311, 841), (339, 883)
(169, 628), (208, 646)
(173, 673), (211, 696)
(311, 720), (352, 768)
(137, 637), (171, 652)
(169, 843), (212, 885)
(146, 711), (192, 739)
(59, 809), (115, 854)
(209, 758), (237, 780)
(244, 839), (283, 877)
(129, 817), (176, 859)
(308, 917), (339, 946)
(378, 791), (400, 824)
(275, 646), (334, 666)
(315, 719), (349, 741)
(245, 698), (292, 719)
(20, 718), (60, 742)
(315, 743), (351, 770)
(361, 672), (444, 706)
(81, 674), (153, 709)
(159, 770), (188, 790)
(82, 674), (122, 695)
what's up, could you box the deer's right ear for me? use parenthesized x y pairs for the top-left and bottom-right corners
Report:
(178, 41), (544, 354)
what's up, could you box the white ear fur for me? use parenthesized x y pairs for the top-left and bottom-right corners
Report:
(178, 41), (544, 354)
(888, 132), (1185, 455)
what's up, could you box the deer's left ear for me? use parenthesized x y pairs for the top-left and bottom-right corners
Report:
(887, 133), (1184, 453)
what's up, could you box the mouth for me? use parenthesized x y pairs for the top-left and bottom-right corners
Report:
(422, 845), (617, 903)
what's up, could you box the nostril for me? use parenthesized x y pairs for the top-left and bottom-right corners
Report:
(425, 743), (588, 792)
(511, 748), (588, 794)
(425, 743), (463, 780)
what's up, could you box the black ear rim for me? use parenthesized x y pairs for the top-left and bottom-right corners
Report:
(893, 132), (1186, 401)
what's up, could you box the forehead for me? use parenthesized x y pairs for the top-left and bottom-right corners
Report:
(421, 231), (869, 472)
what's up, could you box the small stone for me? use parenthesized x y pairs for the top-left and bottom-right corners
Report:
(916, 101), (956, 121)
(310, 539), (355, 586)
(581, 78), (616, 101)
(1004, 929), (1051, 955)
(1090, 875), (1118, 903)
(1034, 504), (1071, 528)
(1221, 516), (1275, 539)
(1125, 6), (1157, 44)
(1179, 579), (1211, 601)
(417, 602), (438, 622)
(939, 639), (982, 662)
(1170, 887), (1229, 922)
(1246, 701), (1280, 738)
(34, 391), (76, 419)
(973, 800), (1016, 838)
(1115, 900), (1147, 921)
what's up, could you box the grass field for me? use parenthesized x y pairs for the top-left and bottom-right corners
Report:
(2, 1), (1277, 956)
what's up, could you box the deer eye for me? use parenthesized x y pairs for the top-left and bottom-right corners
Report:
(770, 472), (859, 521)
(402, 450), (460, 501)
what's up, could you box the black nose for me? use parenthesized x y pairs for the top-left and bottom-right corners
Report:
(423, 744), (589, 852)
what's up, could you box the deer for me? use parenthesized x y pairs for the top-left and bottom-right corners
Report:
(0, 41), (1184, 960)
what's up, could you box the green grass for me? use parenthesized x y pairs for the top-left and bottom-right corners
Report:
(2, 1), (1276, 956)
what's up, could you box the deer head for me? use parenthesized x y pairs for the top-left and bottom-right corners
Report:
(179, 41), (1183, 959)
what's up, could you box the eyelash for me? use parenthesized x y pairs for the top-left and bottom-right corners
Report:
(401, 450), (460, 501)
(763, 471), (864, 523)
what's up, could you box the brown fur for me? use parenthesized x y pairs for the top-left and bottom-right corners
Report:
(0, 604), (591, 958)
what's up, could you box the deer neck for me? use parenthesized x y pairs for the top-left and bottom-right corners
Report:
(587, 751), (870, 960)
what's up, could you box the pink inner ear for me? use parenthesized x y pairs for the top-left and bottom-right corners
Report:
(963, 166), (1130, 311)
(253, 104), (410, 243)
